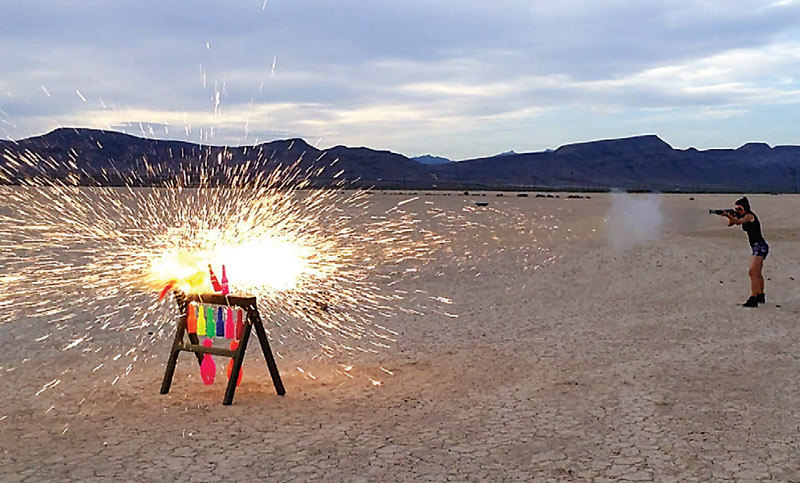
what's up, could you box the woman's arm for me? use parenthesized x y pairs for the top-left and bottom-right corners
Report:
(724, 213), (754, 226)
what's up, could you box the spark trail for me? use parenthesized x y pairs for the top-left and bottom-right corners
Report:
(0, 148), (443, 390)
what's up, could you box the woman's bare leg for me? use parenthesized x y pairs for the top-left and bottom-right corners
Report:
(749, 256), (764, 296)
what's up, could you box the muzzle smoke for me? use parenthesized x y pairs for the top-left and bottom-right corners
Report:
(604, 191), (663, 250)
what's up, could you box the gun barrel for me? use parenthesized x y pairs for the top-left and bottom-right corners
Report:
(709, 209), (733, 215)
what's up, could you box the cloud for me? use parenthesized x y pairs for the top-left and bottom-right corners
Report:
(2, 1), (800, 158)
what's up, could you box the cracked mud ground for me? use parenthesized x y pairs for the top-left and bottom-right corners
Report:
(1, 193), (799, 482)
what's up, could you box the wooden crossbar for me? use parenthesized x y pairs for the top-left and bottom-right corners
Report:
(160, 291), (285, 405)
(178, 343), (236, 358)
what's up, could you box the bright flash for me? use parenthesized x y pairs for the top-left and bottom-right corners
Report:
(0, 151), (445, 391)
(148, 233), (314, 295)
(214, 234), (317, 294)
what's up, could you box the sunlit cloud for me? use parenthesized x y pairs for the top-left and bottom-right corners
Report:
(2, 1), (800, 158)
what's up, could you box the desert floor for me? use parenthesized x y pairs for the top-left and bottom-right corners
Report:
(1, 192), (799, 482)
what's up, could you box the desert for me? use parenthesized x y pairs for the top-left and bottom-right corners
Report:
(1, 191), (798, 482)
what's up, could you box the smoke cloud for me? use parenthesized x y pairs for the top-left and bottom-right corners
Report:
(604, 191), (664, 250)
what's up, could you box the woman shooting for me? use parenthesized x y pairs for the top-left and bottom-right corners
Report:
(719, 197), (769, 307)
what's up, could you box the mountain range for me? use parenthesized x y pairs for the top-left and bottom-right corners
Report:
(2, 128), (799, 192)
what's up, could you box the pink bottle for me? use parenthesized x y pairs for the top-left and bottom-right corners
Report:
(200, 339), (216, 385)
(225, 307), (234, 339)
(221, 264), (230, 295)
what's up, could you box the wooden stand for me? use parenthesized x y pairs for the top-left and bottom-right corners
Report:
(160, 291), (285, 405)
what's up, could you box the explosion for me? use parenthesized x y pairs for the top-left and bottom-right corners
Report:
(0, 152), (442, 388)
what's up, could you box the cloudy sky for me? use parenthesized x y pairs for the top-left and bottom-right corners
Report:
(2, 1), (800, 160)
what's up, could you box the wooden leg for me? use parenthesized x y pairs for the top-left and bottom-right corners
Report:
(250, 310), (286, 396)
(222, 322), (252, 405)
(186, 332), (204, 366)
(160, 312), (188, 395)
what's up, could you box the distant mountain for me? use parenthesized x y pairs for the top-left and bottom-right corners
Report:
(412, 154), (453, 165)
(0, 128), (434, 188)
(428, 135), (800, 192)
(2, 129), (800, 192)
(493, 150), (517, 157)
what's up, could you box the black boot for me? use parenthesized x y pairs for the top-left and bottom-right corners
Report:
(757, 293), (765, 304)
(742, 296), (759, 308)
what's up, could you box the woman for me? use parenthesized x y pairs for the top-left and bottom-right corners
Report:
(721, 197), (769, 307)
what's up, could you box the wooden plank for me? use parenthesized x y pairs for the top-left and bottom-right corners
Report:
(178, 343), (236, 358)
(185, 293), (257, 308)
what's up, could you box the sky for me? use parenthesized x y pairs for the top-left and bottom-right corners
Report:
(1, 1), (800, 160)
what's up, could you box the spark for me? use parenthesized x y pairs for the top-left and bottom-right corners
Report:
(35, 379), (61, 396)
(41, 85), (51, 97)
(63, 336), (89, 351)
(430, 296), (453, 304)
(0, 147), (446, 392)
(76, 90), (87, 102)
(0, 140), (570, 399)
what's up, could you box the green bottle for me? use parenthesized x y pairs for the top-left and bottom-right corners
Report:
(206, 307), (215, 338)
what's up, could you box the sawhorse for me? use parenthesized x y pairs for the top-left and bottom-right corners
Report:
(160, 291), (285, 405)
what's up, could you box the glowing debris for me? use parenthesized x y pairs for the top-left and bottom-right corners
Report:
(35, 379), (61, 396)
(0, 144), (566, 393)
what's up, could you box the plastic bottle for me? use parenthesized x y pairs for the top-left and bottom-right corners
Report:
(225, 307), (234, 339)
(200, 339), (215, 385)
(235, 309), (244, 340)
(208, 264), (222, 292)
(216, 307), (225, 337)
(221, 264), (229, 295)
(206, 307), (215, 338)
(197, 305), (206, 336)
(186, 304), (197, 334)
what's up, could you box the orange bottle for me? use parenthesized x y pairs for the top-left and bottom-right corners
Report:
(186, 304), (197, 334)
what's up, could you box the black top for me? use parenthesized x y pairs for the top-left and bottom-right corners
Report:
(740, 211), (765, 246)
